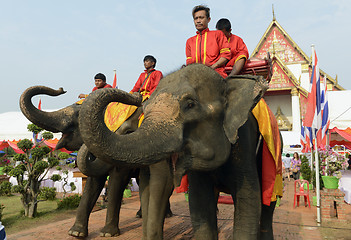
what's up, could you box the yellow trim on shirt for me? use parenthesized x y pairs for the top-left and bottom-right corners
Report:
(220, 48), (230, 53)
(195, 35), (199, 63)
(203, 32), (207, 64)
(142, 73), (151, 95)
(234, 55), (247, 63)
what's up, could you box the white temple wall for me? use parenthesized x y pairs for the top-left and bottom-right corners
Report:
(300, 72), (310, 91)
(286, 64), (301, 81)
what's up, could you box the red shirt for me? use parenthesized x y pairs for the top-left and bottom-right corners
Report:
(226, 34), (249, 68)
(186, 28), (231, 78)
(92, 83), (112, 92)
(131, 69), (163, 97)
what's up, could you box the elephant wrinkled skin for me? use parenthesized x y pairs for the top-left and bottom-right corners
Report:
(79, 64), (279, 240)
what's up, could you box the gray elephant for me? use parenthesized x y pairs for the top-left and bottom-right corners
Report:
(19, 86), (173, 237)
(78, 64), (282, 240)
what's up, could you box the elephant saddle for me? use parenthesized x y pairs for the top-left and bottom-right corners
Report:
(225, 53), (273, 82)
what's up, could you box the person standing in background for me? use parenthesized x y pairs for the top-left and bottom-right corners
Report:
(291, 152), (301, 180)
(282, 153), (292, 181)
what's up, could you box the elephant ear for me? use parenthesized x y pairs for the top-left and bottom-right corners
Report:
(224, 75), (269, 144)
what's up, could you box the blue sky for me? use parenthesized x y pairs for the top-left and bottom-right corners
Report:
(1, 0), (350, 113)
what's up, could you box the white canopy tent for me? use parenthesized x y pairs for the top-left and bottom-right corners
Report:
(0, 111), (61, 141)
(328, 90), (351, 130)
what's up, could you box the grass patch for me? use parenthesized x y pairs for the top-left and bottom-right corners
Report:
(0, 194), (76, 235)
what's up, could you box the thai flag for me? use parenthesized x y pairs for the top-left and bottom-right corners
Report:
(300, 126), (306, 152)
(319, 75), (330, 149)
(112, 70), (118, 89)
(304, 46), (328, 149)
(301, 126), (312, 153)
(38, 98), (42, 110)
(305, 126), (312, 152)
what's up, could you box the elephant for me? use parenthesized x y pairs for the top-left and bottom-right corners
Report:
(78, 63), (281, 240)
(19, 86), (173, 237)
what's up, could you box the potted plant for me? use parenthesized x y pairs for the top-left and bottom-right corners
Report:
(319, 148), (349, 189)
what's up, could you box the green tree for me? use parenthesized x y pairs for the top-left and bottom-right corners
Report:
(51, 152), (76, 198)
(2, 124), (60, 218)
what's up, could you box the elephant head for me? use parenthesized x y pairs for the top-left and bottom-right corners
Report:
(78, 64), (268, 182)
(20, 85), (145, 177)
(20, 86), (83, 151)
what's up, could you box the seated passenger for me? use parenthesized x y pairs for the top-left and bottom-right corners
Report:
(216, 18), (249, 76)
(130, 55), (163, 101)
(78, 73), (112, 99)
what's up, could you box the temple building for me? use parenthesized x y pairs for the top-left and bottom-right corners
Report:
(251, 13), (344, 150)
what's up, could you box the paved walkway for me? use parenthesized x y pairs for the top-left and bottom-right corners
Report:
(7, 180), (351, 239)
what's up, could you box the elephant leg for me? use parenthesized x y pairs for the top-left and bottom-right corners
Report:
(188, 171), (218, 240)
(136, 174), (173, 220)
(140, 161), (173, 240)
(260, 201), (276, 240)
(100, 167), (132, 237)
(134, 172), (143, 218)
(165, 199), (173, 218)
(68, 175), (107, 237)
(139, 167), (150, 239)
(230, 120), (261, 239)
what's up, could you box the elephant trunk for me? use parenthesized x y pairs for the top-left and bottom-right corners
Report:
(19, 86), (77, 133)
(79, 88), (183, 166)
(77, 144), (113, 177)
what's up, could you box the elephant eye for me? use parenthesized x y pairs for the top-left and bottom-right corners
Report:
(187, 102), (194, 108)
(185, 100), (196, 110)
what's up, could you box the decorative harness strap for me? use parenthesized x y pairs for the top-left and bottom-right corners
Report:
(138, 69), (155, 94)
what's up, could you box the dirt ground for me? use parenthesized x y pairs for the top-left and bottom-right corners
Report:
(6, 180), (351, 240)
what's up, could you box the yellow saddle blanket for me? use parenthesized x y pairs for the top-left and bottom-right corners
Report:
(104, 102), (138, 132)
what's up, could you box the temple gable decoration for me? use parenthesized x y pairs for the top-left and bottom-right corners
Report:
(251, 16), (343, 91)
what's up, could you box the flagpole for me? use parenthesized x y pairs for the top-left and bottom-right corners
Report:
(313, 130), (321, 224)
(311, 44), (321, 224)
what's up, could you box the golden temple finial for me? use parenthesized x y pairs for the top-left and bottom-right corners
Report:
(335, 74), (338, 86)
(272, 4), (276, 21)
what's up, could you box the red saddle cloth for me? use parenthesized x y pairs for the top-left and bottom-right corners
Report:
(225, 53), (272, 82)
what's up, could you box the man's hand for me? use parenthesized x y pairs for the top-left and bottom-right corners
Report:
(211, 57), (228, 70)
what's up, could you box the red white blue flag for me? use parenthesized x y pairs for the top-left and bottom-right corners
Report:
(303, 46), (329, 150)
(300, 126), (312, 153)
(319, 74), (330, 149)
